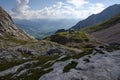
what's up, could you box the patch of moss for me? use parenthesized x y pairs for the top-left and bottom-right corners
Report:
(63, 61), (78, 73)
(21, 52), (32, 57)
(105, 45), (120, 52)
(0, 60), (31, 71)
(57, 48), (93, 61)
(0, 74), (13, 80)
(15, 68), (53, 80)
(35, 55), (60, 65)
(57, 55), (71, 61)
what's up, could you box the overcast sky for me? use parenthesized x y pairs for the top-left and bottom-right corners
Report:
(0, 0), (120, 20)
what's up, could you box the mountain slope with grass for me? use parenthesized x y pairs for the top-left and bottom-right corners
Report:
(44, 30), (99, 49)
(84, 13), (120, 44)
(70, 4), (120, 30)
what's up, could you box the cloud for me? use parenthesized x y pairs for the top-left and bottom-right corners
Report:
(12, 0), (29, 13)
(89, 3), (105, 14)
(10, 0), (105, 20)
(66, 0), (88, 8)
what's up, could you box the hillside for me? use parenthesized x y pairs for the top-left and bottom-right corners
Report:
(0, 7), (35, 41)
(84, 13), (120, 44)
(44, 30), (101, 50)
(70, 4), (120, 30)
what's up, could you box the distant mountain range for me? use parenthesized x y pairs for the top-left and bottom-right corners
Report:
(70, 4), (120, 29)
(14, 19), (79, 39)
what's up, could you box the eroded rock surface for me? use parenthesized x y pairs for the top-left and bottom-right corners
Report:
(39, 50), (120, 80)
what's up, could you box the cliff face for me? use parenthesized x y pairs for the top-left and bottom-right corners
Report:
(0, 7), (35, 41)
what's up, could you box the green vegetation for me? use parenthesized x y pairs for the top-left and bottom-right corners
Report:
(14, 68), (53, 80)
(57, 48), (93, 61)
(0, 60), (31, 72)
(0, 48), (94, 79)
(44, 31), (89, 46)
(35, 55), (60, 65)
(0, 35), (32, 46)
(83, 13), (120, 32)
(0, 55), (60, 80)
(63, 61), (78, 73)
(0, 54), (59, 71)
(105, 45), (120, 52)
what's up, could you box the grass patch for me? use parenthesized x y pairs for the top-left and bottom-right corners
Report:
(15, 68), (53, 80)
(0, 59), (31, 71)
(105, 45), (120, 52)
(84, 13), (120, 33)
(63, 61), (78, 73)
(35, 55), (60, 65)
(57, 48), (93, 61)
(44, 31), (89, 45)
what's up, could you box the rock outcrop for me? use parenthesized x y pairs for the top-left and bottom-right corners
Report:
(39, 50), (120, 80)
(0, 7), (35, 41)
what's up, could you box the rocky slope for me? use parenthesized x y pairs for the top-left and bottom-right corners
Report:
(84, 13), (120, 44)
(70, 4), (120, 30)
(0, 44), (120, 80)
(0, 7), (83, 80)
(0, 7), (35, 41)
(39, 49), (120, 80)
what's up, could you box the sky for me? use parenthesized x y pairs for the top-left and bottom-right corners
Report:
(0, 0), (120, 20)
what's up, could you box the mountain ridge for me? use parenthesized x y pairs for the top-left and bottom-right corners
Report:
(85, 13), (120, 44)
(70, 4), (120, 30)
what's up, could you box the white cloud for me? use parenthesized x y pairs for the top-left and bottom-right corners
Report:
(12, 0), (29, 13)
(66, 0), (88, 8)
(10, 0), (105, 20)
(89, 3), (105, 14)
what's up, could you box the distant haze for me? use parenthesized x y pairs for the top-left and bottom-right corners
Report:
(14, 19), (79, 39)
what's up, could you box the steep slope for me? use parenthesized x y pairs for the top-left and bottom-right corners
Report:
(71, 4), (120, 30)
(0, 7), (35, 41)
(84, 13), (120, 44)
